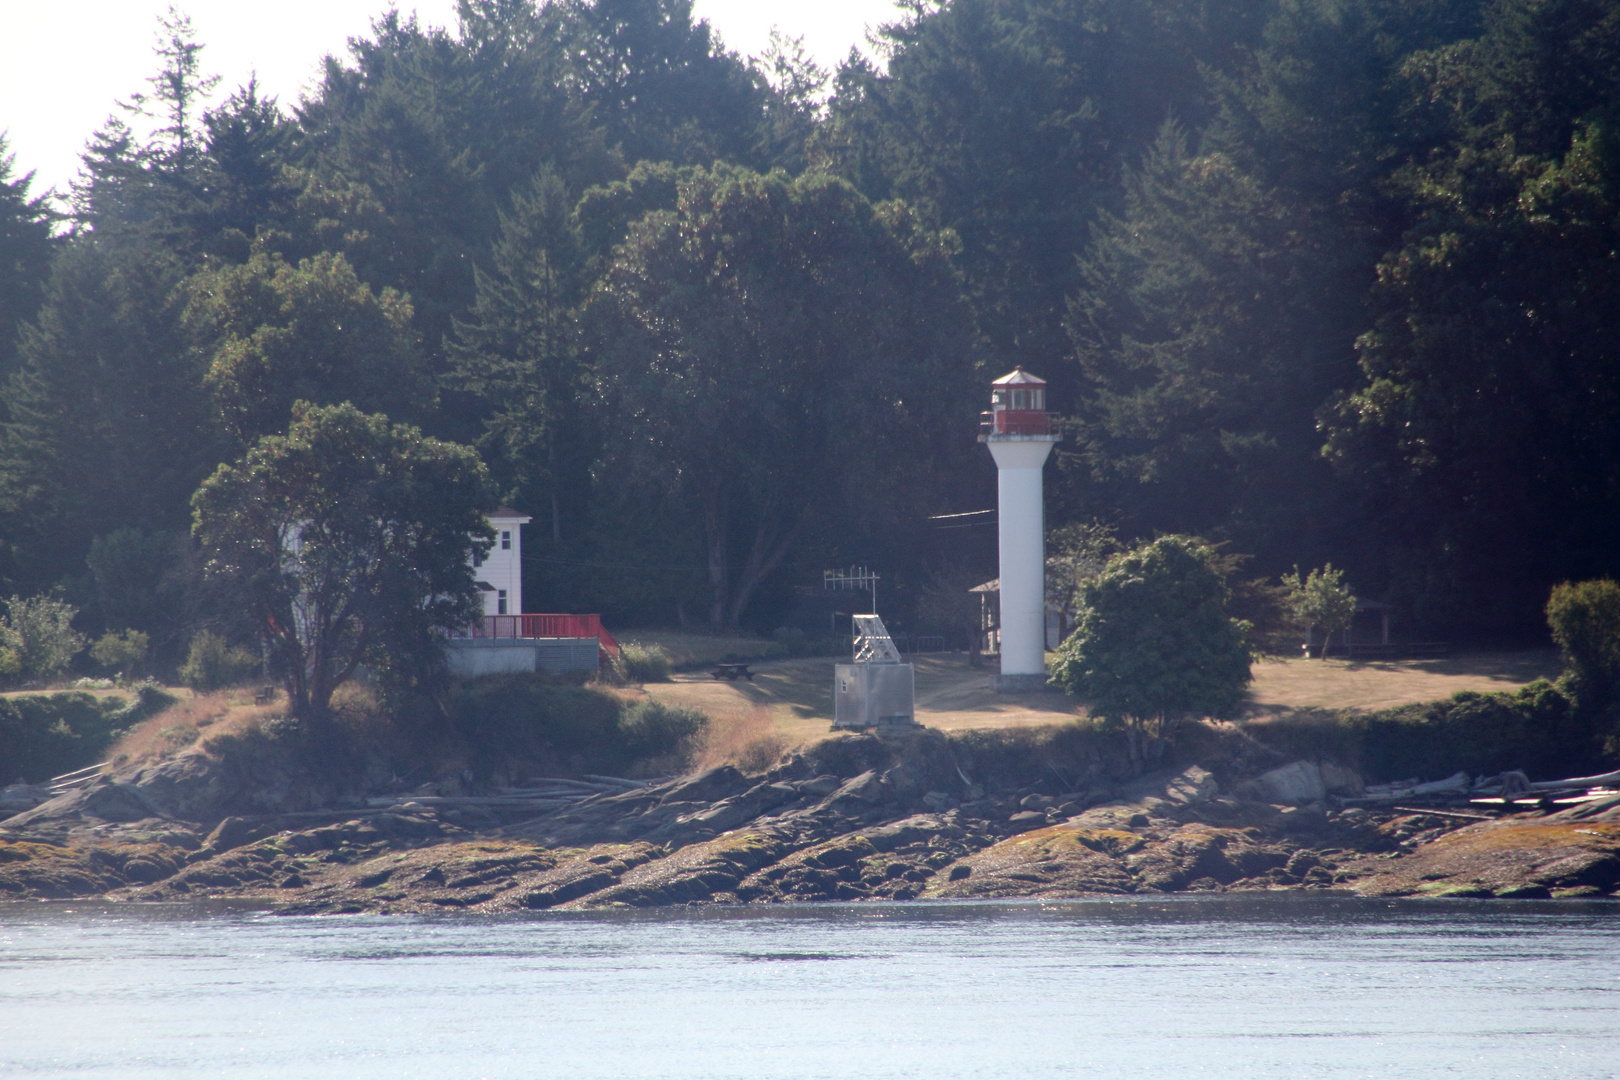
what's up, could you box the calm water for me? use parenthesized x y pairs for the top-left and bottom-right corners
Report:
(1, 897), (1616, 1079)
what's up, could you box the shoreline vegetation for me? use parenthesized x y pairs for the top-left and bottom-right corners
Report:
(2, 659), (1617, 911)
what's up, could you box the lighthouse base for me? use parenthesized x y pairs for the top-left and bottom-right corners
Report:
(990, 672), (1050, 694)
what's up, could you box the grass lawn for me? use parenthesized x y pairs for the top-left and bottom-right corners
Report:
(1243, 650), (1560, 714)
(609, 629), (783, 668)
(628, 645), (1563, 755)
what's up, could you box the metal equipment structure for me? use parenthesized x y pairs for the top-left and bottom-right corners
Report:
(823, 566), (881, 615)
(833, 614), (918, 730)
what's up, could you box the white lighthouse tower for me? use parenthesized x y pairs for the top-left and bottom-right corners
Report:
(979, 368), (1060, 692)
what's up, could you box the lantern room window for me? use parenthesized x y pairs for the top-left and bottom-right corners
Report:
(981, 368), (1053, 436)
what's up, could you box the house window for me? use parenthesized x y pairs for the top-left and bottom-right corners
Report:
(501, 530), (511, 550)
(497, 590), (507, 615)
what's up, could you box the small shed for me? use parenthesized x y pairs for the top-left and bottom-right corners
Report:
(1303, 598), (1392, 654)
(970, 578), (1069, 653)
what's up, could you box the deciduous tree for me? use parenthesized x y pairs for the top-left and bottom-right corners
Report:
(585, 165), (978, 629)
(1282, 563), (1356, 659)
(187, 250), (431, 445)
(192, 402), (495, 721)
(1, 595), (86, 682)
(1546, 578), (1620, 708)
(1050, 535), (1251, 771)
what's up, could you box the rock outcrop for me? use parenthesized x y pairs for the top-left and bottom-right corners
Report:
(3, 732), (1617, 910)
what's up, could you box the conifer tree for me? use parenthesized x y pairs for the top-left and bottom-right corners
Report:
(447, 169), (584, 545)
(0, 136), (58, 385)
(0, 239), (222, 590)
(196, 79), (300, 257)
(72, 6), (220, 247)
(1065, 121), (1330, 563)
(552, 0), (770, 169)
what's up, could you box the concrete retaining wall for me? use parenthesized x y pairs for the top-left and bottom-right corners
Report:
(446, 637), (599, 678)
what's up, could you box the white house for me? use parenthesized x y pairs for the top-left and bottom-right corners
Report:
(448, 506), (615, 677)
(472, 507), (531, 617)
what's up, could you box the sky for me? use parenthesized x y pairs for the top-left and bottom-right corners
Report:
(0, 0), (903, 200)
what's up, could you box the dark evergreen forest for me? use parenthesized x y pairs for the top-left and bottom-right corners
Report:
(1, 0), (1617, 662)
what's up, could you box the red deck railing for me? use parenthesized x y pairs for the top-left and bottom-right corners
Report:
(979, 409), (1053, 436)
(456, 614), (620, 657)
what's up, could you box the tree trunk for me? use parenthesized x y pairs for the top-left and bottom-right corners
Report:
(724, 507), (807, 630)
(1147, 713), (1168, 768)
(701, 485), (729, 631)
(1125, 720), (1144, 776)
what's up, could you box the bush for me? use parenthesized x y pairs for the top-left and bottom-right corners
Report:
(1, 595), (86, 682)
(1546, 578), (1620, 704)
(89, 629), (150, 676)
(447, 673), (706, 780)
(0, 686), (176, 783)
(179, 631), (261, 691)
(0, 633), (18, 681)
(616, 641), (673, 683)
(618, 699), (706, 763)
(1348, 680), (1601, 780)
(1247, 678), (1613, 784)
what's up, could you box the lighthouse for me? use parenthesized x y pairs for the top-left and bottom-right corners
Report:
(978, 368), (1061, 692)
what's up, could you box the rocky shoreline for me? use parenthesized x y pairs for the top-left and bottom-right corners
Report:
(3, 731), (1619, 912)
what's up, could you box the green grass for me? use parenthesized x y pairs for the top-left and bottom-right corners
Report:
(607, 630), (783, 669)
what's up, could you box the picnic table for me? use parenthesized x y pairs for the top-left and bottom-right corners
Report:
(709, 663), (755, 682)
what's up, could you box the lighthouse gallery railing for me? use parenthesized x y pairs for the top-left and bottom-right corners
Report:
(979, 410), (1052, 436)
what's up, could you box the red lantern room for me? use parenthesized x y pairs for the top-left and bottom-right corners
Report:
(979, 367), (1051, 437)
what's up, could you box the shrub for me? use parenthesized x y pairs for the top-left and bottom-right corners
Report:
(1345, 680), (1602, 780)
(89, 629), (150, 676)
(0, 686), (175, 783)
(0, 631), (19, 681)
(1247, 678), (1613, 784)
(1052, 536), (1251, 771)
(1546, 579), (1620, 704)
(1, 595), (86, 681)
(617, 699), (706, 763)
(617, 641), (673, 683)
(179, 631), (261, 690)
(447, 673), (708, 780)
